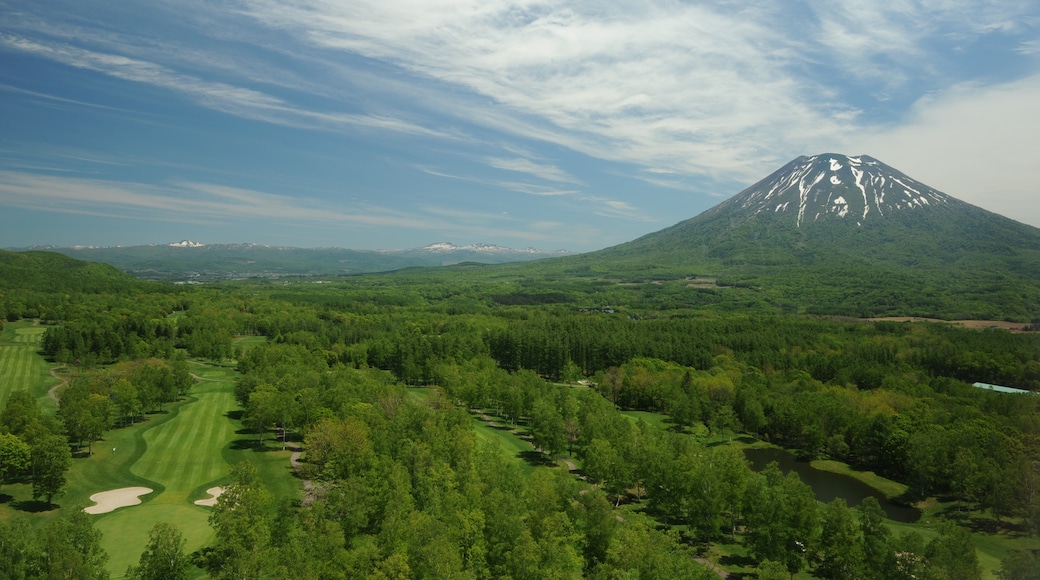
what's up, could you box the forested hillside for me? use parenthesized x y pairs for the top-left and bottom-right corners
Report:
(1, 258), (1038, 578)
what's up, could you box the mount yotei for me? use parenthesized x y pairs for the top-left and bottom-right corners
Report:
(717, 154), (951, 227)
(570, 154), (1040, 320)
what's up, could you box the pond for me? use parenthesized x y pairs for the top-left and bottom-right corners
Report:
(744, 447), (920, 523)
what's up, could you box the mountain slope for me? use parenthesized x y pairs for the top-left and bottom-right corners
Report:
(570, 154), (1040, 320)
(15, 242), (571, 281)
(0, 249), (144, 294)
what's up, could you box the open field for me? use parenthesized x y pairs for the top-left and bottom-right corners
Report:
(0, 320), (60, 411)
(810, 458), (909, 500)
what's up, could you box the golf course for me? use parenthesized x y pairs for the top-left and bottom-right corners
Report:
(0, 326), (299, 578)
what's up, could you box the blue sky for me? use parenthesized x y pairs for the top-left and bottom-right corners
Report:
(2, 1), (1038, 252)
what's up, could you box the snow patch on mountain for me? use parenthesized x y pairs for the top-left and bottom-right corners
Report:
(728, 154), (951, 228)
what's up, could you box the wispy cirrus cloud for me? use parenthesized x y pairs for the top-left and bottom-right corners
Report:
(0, 170), (434, 229)
(233, 0), (1040, 180)
(0, 32), (451, 140)
(484, 157), (580, 184)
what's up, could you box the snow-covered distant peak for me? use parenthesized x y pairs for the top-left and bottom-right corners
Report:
(169, 240), (204, 248)
(415, 242), (566, 255)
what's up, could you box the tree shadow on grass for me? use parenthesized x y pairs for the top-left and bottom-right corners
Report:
(228, 438), (281, 453)
(11, 499), (57, 513)
(517, 450), (557, 469)
(719, 553), (757, 569)
(226, 410), (244, 421)
(0, 492), (13, 504)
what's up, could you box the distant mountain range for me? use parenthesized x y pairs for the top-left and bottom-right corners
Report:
(6, 153), (1040, 321)
(7, 242), (572, 281)
(556, 153), (1040, 320)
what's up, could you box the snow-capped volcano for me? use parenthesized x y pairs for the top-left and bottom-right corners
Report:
(584, 152), (1040, 318)
(718, 154), (952, 228)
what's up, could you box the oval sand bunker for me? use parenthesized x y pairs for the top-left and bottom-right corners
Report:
(83, 487), (153, 514)
(193, 486), (225, 507)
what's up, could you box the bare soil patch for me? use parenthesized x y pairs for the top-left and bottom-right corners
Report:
(864, 317), (1036, 333)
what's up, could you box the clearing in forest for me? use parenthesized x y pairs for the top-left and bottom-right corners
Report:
(0, 320), (60, 410)
(89, 364), (240, 576)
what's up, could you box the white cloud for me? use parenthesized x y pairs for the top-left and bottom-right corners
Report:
(485, 157), (581, 184)
(4, 0), (1040, 241)
(0, 171), (434, 229)
(0, 32), (451, 140)
(236, 0), (856, 180)
(846, 74), (1040, 227)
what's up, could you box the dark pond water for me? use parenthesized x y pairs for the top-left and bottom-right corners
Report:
(743, 447), (920, 523)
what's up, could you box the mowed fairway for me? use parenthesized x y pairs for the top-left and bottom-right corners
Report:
(0, 320), (60, 410)
(91, 364), (240, 578)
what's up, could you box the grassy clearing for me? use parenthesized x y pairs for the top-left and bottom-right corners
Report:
(89, 366), (239, 577)
(0, 320), (60, 411)
(92, 361), (300, 577)
(232, 335), (268, 351)
(619, 410), (672, 431)
(0, 353), (300, 579)
(469, 414), (539, 474)
(809, 459), (908, 499)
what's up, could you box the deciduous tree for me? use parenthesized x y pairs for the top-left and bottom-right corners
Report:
(31, 434), (72, 507)
(126, 522), (191, 580)
(0, 432), (31, 492)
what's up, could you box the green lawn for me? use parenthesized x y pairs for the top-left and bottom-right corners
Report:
(88, 365), (239, 576)
(406, 388), (543, 474)
(810, 459), (908, 500)
(232, 335), (268, 351)
(0, 354), (300, 579)
(469, 413), (540, 474)
(619, 409), (674, 431)
(0, 320), (60, 412)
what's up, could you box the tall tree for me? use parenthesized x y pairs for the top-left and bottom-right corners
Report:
(31, 434), (72, 507)
(205, 462), (273, 579)
(0, 515), (38, 579)
(924, 522), (981, 580)
(126, 522), (192, 580)
(815, 498), (864, 579)
(34, 510), (109, 580)
(0, 432), (31, 492)
(857, 496), (895, 579)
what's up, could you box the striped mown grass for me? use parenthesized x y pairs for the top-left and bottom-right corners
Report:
(0, 341), (300, 578)
(90, 365), (240, 577)
(0, 320), (59, 411)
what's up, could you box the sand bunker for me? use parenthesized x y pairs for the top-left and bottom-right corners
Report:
(193, 486), (225, 507)
(83, 487), (153, 514)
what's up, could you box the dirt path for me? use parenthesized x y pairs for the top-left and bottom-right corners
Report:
(48, 364), (68, 406)
(282, 440), (317, 506)
(862, 317), (1036, 332)
(695, 558), (730, 579)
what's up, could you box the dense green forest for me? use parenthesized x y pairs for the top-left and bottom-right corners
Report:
(1, 259), (1039, 578)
